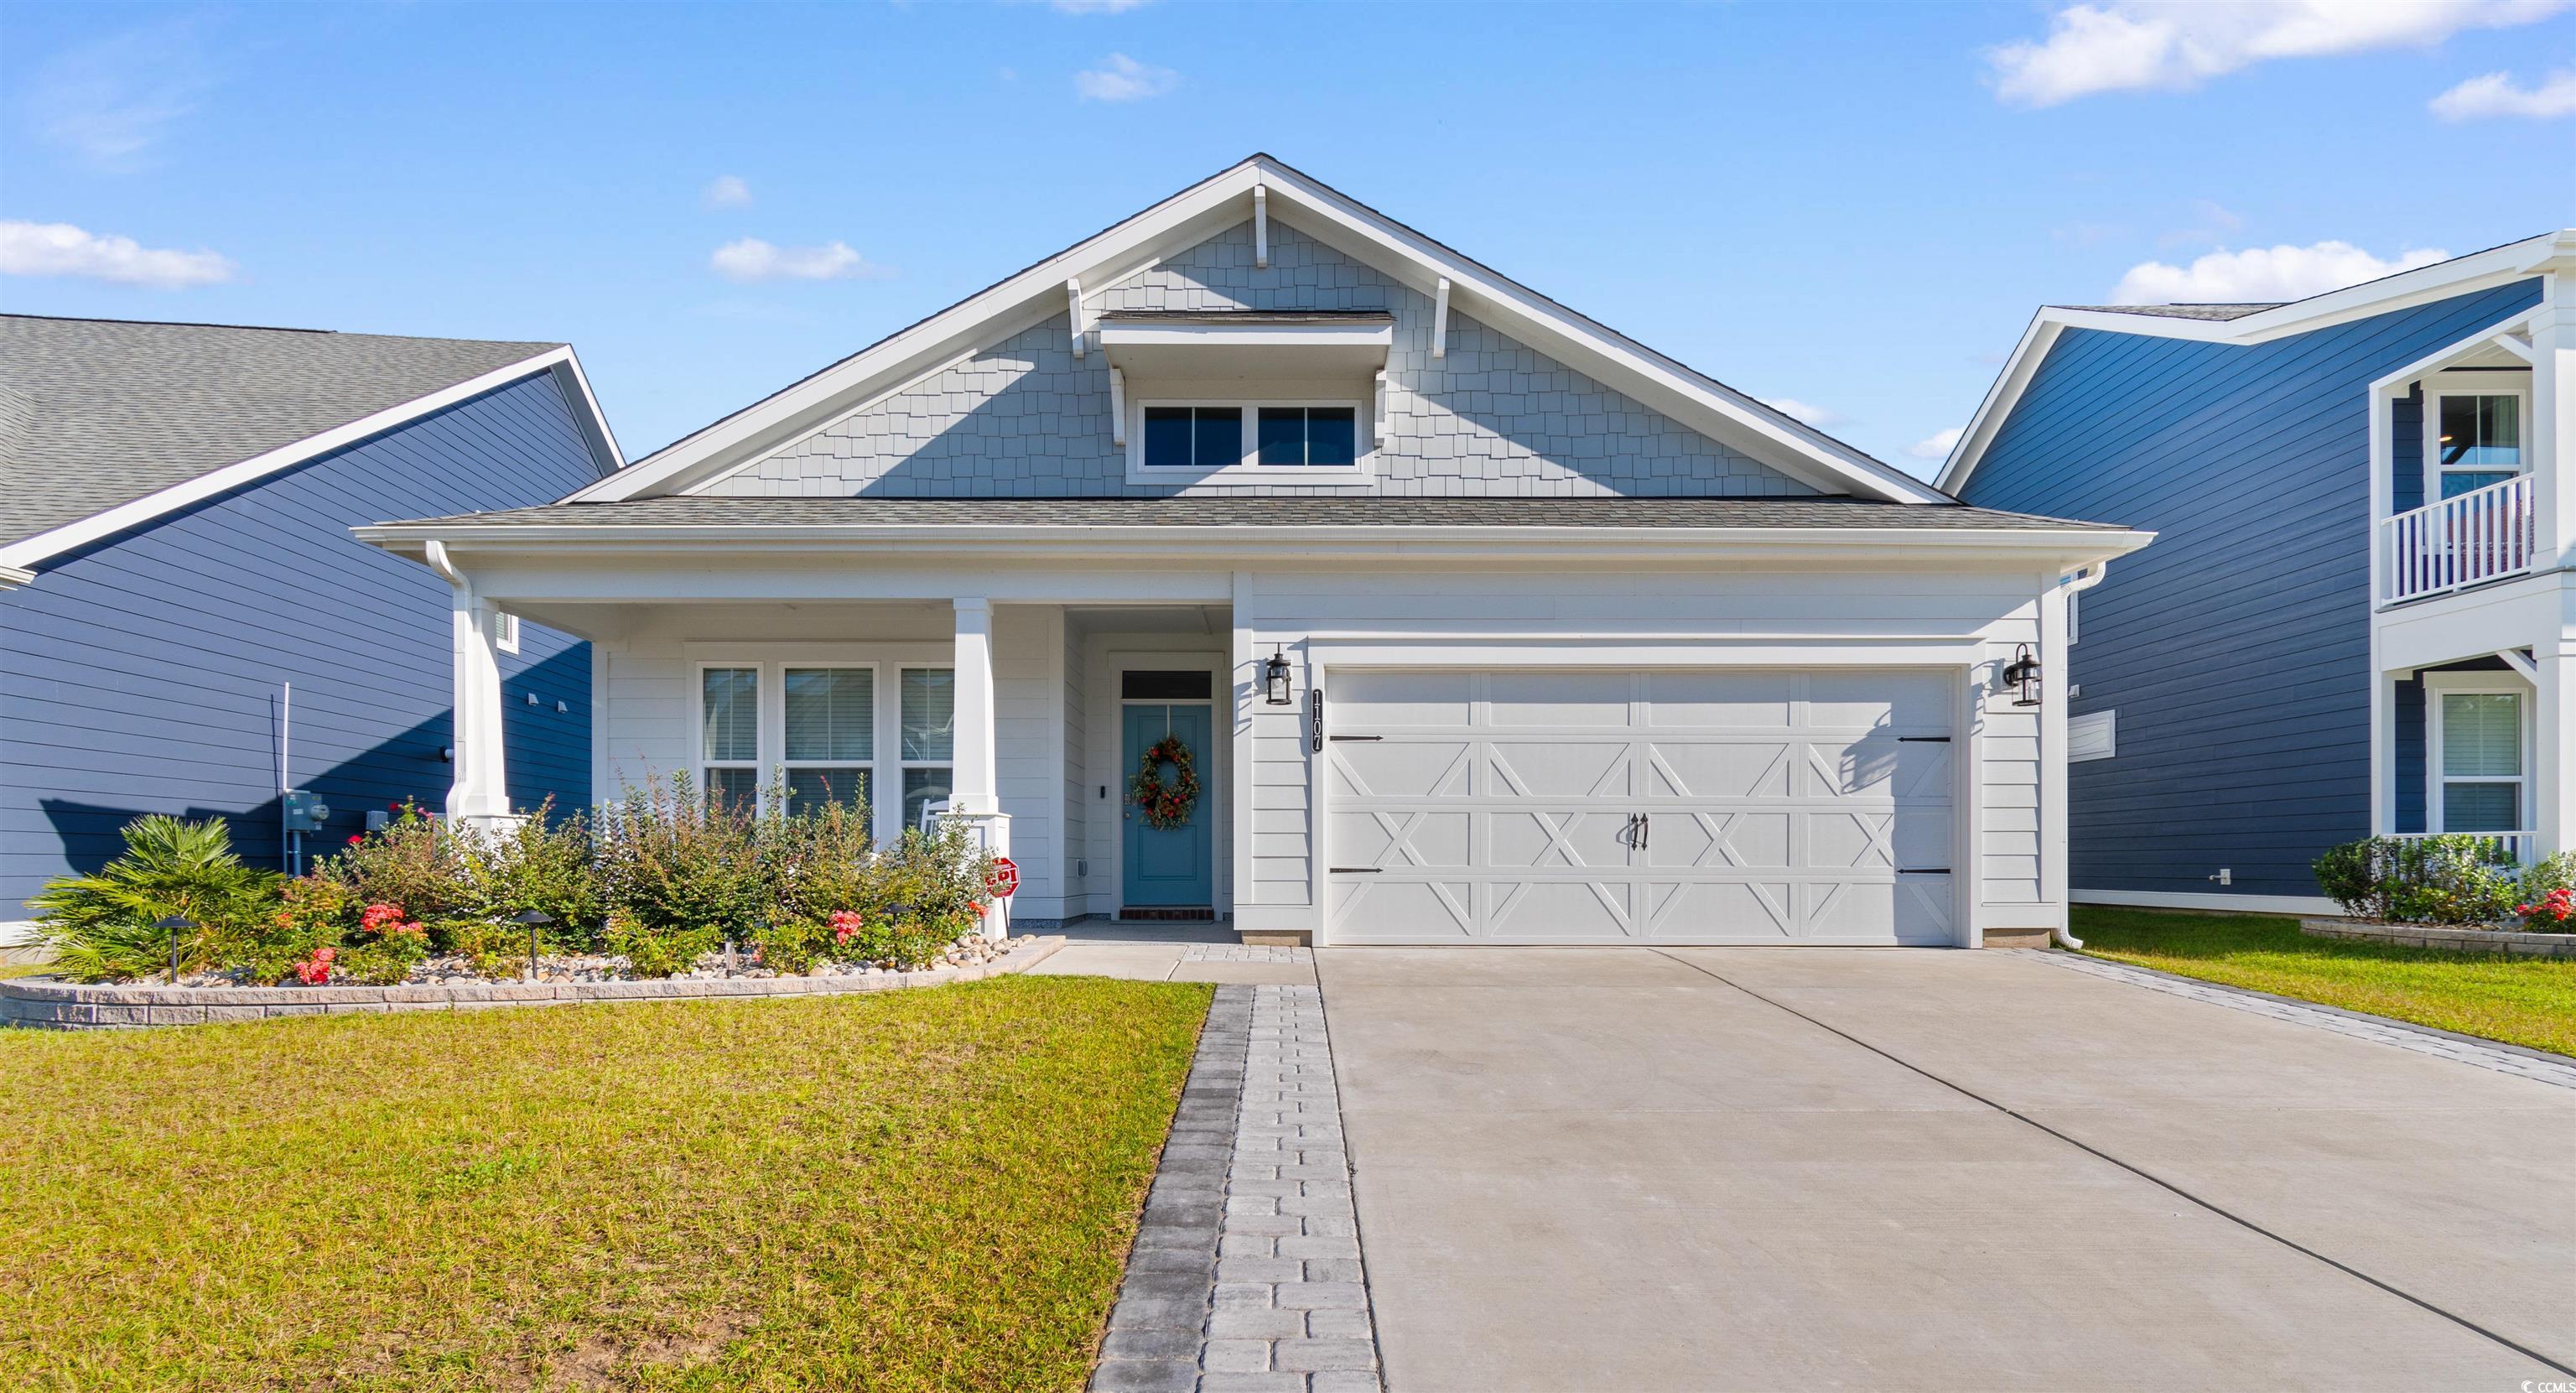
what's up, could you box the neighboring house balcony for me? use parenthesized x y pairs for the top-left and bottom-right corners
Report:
(2367, 258), (2575, 865)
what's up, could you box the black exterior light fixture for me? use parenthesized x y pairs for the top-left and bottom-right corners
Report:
(1264, 647), (1294, 706)
(154, 915), (196, 982)
(512, 908), (554, 980)
(2001, 643), (2043, 708)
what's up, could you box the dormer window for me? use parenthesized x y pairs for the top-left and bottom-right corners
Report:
(1105, 309), (1389, 484)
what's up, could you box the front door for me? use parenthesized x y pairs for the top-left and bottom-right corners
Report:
(1123, 702), (1214, 908)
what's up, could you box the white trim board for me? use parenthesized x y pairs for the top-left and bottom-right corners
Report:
(2071, 887), (2343, 917)
(0, 348), (624, 573)
(574, 153), (1951, 507)
(1938, 228), (2576, 496)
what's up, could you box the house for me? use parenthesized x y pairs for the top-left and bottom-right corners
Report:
(1944, 232), (2575, 915)
(0, 314), (622, 933)
(359, 155), (2147, 949)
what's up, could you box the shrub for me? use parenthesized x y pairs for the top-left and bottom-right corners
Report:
(334, 802), (471, 928)
(604, 912), (719, 979)
(2515, 853), (2576, 933)
(597, 775), (771, 970)
(454, 799), (603, 950)
(2314, 834), (2539, 927)
(33, 816), (283, 982)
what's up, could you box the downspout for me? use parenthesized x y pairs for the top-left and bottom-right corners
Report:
(2052, 559), (2112, 949)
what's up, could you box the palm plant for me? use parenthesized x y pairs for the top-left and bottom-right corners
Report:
(32, 816), (282, 982)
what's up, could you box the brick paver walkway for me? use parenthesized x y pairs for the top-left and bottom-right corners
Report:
(1093, 985), (1383, 1392)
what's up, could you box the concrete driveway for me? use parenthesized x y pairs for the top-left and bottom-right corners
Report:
(1318, 947), (2576, 1392)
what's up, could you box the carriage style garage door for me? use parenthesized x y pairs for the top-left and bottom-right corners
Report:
(1324, 668), (1959, 945)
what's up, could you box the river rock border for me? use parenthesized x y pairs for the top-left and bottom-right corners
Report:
(2298, 918), (2576, 959)
(0, 935), (1067, 1030)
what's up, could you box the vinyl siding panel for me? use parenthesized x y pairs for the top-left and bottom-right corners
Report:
(0, 372), (601, 914)
(1957, 279), (2542, 900)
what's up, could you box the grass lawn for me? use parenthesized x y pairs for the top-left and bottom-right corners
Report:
(0, 975), (1213, 1391)
(2071, 906), (2576, 1058)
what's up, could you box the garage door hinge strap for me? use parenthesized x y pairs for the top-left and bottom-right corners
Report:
(1328, 735), (1383, 741)
(1897, 867), (1952, 875)
(1329, 866), (1384, 874)
(1897, 736), (1951, 743)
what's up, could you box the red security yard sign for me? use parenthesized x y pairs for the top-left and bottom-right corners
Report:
(988, 857), (1021, 898)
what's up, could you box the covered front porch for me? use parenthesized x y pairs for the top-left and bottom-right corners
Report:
(435, 560), (1249, 934)
(2372, 574), (2576, 864)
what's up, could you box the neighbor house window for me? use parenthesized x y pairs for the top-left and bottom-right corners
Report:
(900, 668), (954, 831)
(494, 611), (521, 655)
(2434, 392), (2524, 499)
(782, 667), (872, 817)
(2434, 689), (2526, 833)
(700, 667), (761, 809)
(1139, 401), (1364, 471)
(1143, 407), (1244, 470)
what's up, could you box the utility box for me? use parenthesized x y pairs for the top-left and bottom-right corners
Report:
(283, 789), (333, 833)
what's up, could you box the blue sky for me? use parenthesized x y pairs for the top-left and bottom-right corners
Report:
(3, 2), (2570, 477)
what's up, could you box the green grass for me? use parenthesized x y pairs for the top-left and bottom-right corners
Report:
(0, 975), (1213, 1392)
(2071, 906), (2576, 1058)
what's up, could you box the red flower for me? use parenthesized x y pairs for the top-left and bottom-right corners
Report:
(347, 834), (363, 845)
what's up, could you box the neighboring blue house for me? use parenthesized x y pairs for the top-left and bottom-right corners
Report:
(0, 314), (623, 928)
(1945, 232), (2575, 914)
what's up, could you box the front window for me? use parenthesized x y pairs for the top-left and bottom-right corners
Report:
(782, 667), (872, 817)
(700, 667), (761, 810)
(2436, 393), (2523, 499)
(2437, 689), (2525, 832)
(900, 668), (954, 832)
(1143, 407), (1244, 470)
(1257, 406), (1358, 465)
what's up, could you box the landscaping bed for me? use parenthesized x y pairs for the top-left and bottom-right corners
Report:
(0, 974), (1214, 1390)
(2070, 906), (2576, 1058)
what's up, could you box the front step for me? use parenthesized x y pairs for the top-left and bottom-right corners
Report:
(1238, 929), (1312, 948)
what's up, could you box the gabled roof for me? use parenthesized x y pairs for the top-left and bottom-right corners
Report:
(0, 314), (623, 569)
(578, 153), (1952, 507)
(1938, 228), (2576, 495)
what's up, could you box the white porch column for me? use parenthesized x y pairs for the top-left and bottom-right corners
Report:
(949, 597), (1010, 938)
(446, 585), (512, 828)
(2532, 268), (2573, 569)
(2537, 632), (2574, 860)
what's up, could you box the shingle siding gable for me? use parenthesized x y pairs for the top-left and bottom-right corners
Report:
(1, 372), (599, 914)
(1956, 278), (2543, 902)
(695, 221), (1810, 499)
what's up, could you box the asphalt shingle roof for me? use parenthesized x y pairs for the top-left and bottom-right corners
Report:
(377, 495), (2124, 532)
(0, 314), (564, 547)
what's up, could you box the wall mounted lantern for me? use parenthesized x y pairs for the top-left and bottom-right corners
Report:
(1264, 647), (1294, 706)
(2001, 644), (2042, 708)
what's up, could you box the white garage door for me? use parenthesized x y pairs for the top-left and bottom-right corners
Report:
(1325, 669), (1957, 945)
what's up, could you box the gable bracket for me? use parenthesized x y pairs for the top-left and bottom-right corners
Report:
(1254, 181), (1270, 269)
(1431, 277), (1451, 359)
(1109, 366), (1128, 446)
(1067, 278), (1088, 359)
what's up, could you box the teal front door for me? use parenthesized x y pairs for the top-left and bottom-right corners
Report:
(1122, 702), (1214, 907)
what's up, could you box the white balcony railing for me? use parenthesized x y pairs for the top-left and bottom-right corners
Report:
(2381, 829), (2539, 867)
(2381, 474), (2536, 605)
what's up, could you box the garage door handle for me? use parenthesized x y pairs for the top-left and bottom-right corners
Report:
(1330, 866), (1383, 874)
(1638, 813), (1649, 850)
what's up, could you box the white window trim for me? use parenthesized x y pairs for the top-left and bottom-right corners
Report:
(1127, 398), (1372, 484)
(493, 610), (521, 655)
(693, 661), (765, 809)
(897, 665), (958, 835)
(2420, 377), (2531, 507)
(2423, 669), (2533, 834)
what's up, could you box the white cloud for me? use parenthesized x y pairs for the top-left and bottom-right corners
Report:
(1987, 1), (2570, 106)
(1908, 427), (1965, 461)
(1758, 397), (1842, 429)
(2110, 241), (2450, 304)
(708, 237), (890, 283)
(0, 220), (233, 288)
(2430, 68), (2576, 118)
(24, 18), (216, 172)
(1075, 53), (1181, 102)
(702, 175), (752, 209)
(1050, 0), (1153, 11)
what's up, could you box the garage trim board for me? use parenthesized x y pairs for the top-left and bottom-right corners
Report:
(1320, 668), (1965, 946)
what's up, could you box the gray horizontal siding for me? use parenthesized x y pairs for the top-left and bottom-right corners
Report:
(1961, 278), (2541, 901)
(1, 372), (600, 914)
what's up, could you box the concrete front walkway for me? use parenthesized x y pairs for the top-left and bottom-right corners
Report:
(1319, 947), (2576, 1392)
(1028, 921), (1317, 986)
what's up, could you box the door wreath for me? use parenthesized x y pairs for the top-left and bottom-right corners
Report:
(1129, 735), (1202, 830)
